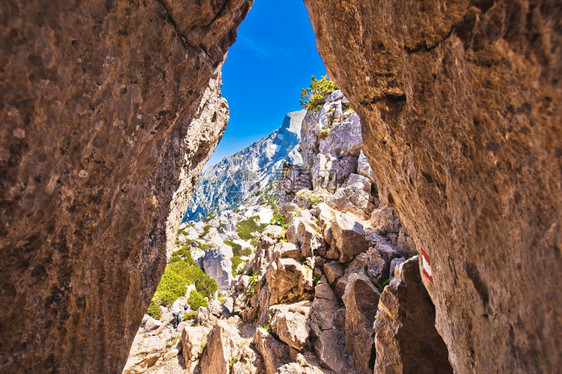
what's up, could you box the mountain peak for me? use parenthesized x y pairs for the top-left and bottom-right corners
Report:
(185, 110), (306, 221)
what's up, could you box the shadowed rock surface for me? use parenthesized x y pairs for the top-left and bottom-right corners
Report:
(304, 0), (561, 372)
(0, 0), (252, 372)
(375, 257), (452, 374)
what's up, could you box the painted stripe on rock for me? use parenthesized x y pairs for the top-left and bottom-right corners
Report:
(420, 247), (433, 284)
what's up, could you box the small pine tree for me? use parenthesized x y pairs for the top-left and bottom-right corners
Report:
(300, 75), (338, 111)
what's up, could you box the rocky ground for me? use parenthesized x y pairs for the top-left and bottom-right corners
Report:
(124, 92), (452, 373)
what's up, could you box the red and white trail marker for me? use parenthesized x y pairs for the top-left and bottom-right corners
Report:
(420, 247), (434, 284)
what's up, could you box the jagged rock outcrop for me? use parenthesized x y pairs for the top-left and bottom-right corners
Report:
(202, 247), (234, 292)
(375, 256), (452, 374)
(304, 0), (561, 372)
(0, 0), (252, 372)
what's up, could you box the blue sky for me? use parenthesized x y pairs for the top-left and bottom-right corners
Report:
(205, 0), (326, 168)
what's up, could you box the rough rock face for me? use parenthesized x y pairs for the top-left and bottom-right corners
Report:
(304, 0), (561, 372)
(375, 257), (452, 374)
(0, 0), (252, 372)
(202, 247), (234, 292)
(342, 272), (379, 374)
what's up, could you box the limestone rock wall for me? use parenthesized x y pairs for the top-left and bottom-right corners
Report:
(304, 0), (561, 372)
(0, 0), (252, 372)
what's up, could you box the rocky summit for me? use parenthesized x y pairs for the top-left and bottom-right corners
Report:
(0, 1), (560, 373)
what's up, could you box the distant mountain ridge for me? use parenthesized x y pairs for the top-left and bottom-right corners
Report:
(185, 110), (306, 221)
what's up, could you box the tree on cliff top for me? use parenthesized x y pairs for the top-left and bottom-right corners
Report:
(300, 75), (338, 110)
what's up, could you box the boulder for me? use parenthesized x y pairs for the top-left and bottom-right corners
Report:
(207, 299), (225, 317)
(314, 329), (344, 372)
(286, 214), (325, 257)
(334, 258), (366, 299)
(322, 261), (343, 284)
(199, 319), (244, 374)
(202, 248), (233, 292)
(357, 150), (376, 184)
(314, 202), (337, 228)
(318, 113), (363, 158)
(124, 328), (173, 374)
(195, 307), (217, 327)
(252, 225), (285, 274)
(266, 258), (314, 305)
(182, 325), (211, 366)
(272, 242), (301, 260)
(163, 349), (178, 361)
(370, 206), (398, 228)
(308, 283), (347, 372)
(144, 317), (163, 332)
(331, 212), (370, 262)
(374, 257), (452, 374)
(328, 173), (373, 217)
(365, 247), (389, 285)
(310, 154), (358, 192)
(342, 273), (380, 374)
(269, 302), (312, 351)
(252, 328), (294, 374)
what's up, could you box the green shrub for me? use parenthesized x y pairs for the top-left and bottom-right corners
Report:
(188, 290), (208, 310)
(183, 310), (197, 320)
(225, 240), (252, 258)
(170, 246), (197, 266)
(300, 75), (338, 111)
(190, 239), (211, 251)
(231, 255), (243, 276)
(236, 216), (267, 240)
(247, 273), (259, 296)
(225, 240), (242, 255)
(270, 212), (288, 229)
(202, 224), (212, 237)
(146, 247), (217, 315)
(147, 301), (161, 319)
(203, 213), (216, 223)
(196, 273), (218, 299)
(153, 271), (188, 306)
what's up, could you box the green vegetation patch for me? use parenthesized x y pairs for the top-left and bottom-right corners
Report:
(202, 224), (213, 237)
(187, 290), (208, 310)
(231, 255), (243, 276)
(235, 216), (267, 240)
(318, 128), (331, 139)
(169, 246), (197, 266)
(300, 75), (338, 111)
(146, 247), (217, 319)
(225, 240), (252, 257)
(247, 273), (259, 296)
(270, 212), (288, 229)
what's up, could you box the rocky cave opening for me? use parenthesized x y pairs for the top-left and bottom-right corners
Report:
(1, 1), (560, 373)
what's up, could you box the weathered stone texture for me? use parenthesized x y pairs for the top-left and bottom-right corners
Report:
(304, 0), (561, 372)
(375, 257), (452, 374)
(0, 0), (252, 372)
